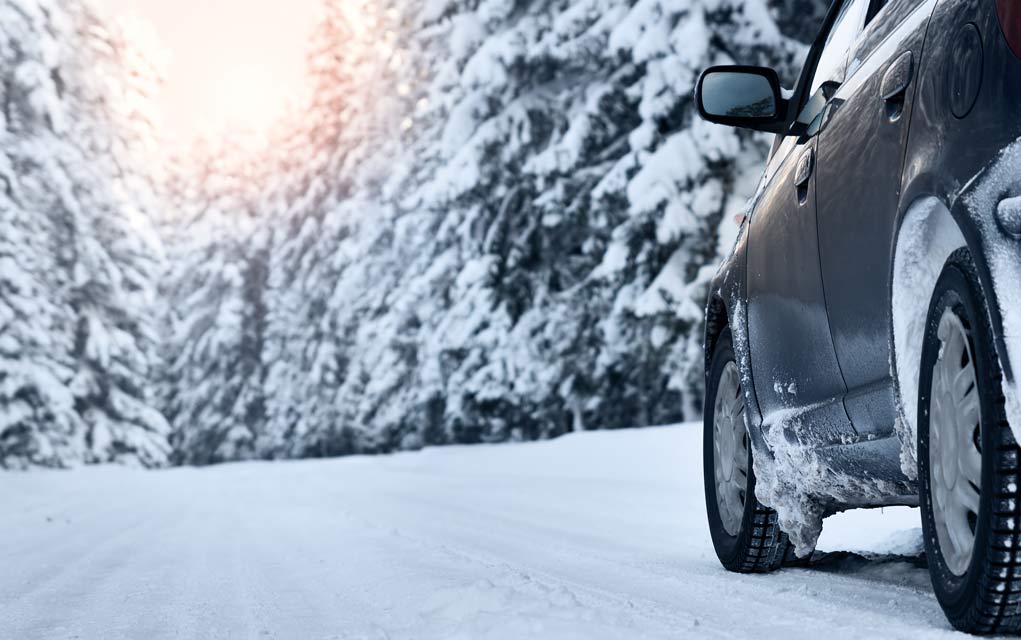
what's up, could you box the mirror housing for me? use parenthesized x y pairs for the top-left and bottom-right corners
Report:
(695, 65), (789, 134)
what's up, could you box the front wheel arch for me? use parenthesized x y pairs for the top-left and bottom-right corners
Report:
(704, 327), (795, 572)
(704, 294), (729, 375)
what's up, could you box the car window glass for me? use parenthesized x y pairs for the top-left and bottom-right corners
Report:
(847, 0), (926, 78)
(865, 0), (887, 25)
(810, 0), (871, 94)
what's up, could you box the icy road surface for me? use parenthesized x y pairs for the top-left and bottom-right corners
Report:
(1, 424), (970, 639)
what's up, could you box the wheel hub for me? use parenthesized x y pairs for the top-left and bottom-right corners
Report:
(713, 362), (748, 536)
(929, 309), (982, 577)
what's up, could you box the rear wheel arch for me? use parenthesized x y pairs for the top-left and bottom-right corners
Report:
(891, 196), (967, 479)
(893, 188), (1021, 479)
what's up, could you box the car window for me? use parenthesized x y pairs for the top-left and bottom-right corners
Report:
(847, 0), (926, 79)
(865, 0), (888, 25)
(809, 0), (871, 94)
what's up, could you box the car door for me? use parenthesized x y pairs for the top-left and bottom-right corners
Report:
(747, 137), (854, 447)
(813, 0), (936, 437)
(746, 0), (875, 446)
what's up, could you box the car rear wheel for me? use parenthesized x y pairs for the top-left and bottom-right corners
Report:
(705, 327), (795, 572)
(919, 250), (1021, 634)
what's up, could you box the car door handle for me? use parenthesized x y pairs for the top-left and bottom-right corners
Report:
(881, 51), (913, 121)
(794, 148), (814, 205)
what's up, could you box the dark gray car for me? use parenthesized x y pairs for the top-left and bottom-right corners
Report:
(697, 0), (1021, 632)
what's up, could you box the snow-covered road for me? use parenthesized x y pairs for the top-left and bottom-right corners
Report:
(0, 425), (973, 639)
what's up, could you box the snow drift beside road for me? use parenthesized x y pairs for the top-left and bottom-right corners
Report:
(1, 424), (961, 639)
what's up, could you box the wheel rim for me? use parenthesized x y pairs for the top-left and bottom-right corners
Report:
(929, 308), (983, 577)
(714, 361), (748, 536)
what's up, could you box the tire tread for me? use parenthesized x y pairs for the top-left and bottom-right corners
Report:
(705, 327), (795, 574)
(922, 250), (1021, 634)
(957, 407), (1021, 634)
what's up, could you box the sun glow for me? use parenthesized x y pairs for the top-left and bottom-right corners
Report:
(208, 65), (296, 135)
(100, 0), (319, 143)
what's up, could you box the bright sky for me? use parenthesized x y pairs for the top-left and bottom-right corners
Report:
(100, 0), (321, 141)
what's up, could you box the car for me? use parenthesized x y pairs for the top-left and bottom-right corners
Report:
(695, 0), (1021, 632)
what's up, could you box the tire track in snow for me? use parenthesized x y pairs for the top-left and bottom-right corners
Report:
(3, 506), (170, 638)
(327, 471), (957, 638)
(324, 494), (728, 638)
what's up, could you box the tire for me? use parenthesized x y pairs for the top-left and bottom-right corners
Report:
(704, 327), (796, 572)
(918, 249), (1021, 634)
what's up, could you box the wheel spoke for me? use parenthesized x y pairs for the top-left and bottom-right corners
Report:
(735, 450), (748, 475)
(953, 362), (977, 400)
(959, 443), (982, 488)
(947, 514), (971, 559)
(728, 386), (743, 419)
(712, 361), (748, 537)
(957, 388), (980, 433)
(959, 481), (980, 515)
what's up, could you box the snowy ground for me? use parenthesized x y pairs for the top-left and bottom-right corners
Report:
(0, 424), (977, 639)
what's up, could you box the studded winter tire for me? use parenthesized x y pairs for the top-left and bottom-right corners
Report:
(919, 249), (1021, 634)
(704, 327), (796, 573)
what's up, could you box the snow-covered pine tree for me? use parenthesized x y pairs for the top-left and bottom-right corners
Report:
(0, 0), (169, 468)
(256, 0), (419, 458)
(165, 0), (821, 462)
(159, 141), (270, 465)
(275, 0), (811, 452)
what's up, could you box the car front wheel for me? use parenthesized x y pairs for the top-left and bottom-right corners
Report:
(919, 250), (1021, 634)
(704, 327), (794, 572)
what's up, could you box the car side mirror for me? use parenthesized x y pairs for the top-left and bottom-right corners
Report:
(695, 65), (788, 134)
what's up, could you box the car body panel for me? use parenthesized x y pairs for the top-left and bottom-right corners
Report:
(746, 135), (860, 446)
(814, 0), (935, 440)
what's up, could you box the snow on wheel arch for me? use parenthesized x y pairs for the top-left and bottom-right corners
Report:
(891, 197), (965, 480)
(960, 137), (1021, 453)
